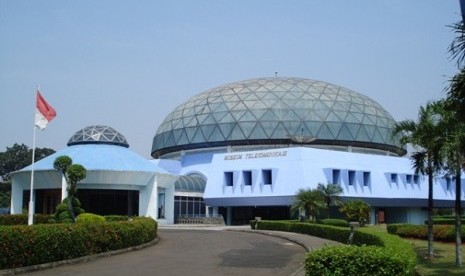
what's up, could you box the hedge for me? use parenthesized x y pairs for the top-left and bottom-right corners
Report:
(426, 218), (465, 225)
(0, 214), (53, 225)
(0, 217), (157, 269)
(256, 220), (416, 276)
(321, 219), (349, 228)
(387, 223), (465, 242)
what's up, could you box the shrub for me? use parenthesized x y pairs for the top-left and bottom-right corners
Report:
(0, 217), (157, 269)
(426, 218), (465, 225)
(339, 200), (370, 226)
(0, 214), (54, 225)
(104, 215), (130, 222)
(257, 220), (415, 275)
(387, 223), (465, 242)
(306, 245), (409, 276)
(321, 218), (349, 227)
(76, 213), (106, 224)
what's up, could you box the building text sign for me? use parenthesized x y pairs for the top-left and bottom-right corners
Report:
(224, 150), (288, 161)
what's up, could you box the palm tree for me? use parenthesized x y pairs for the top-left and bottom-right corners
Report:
(393, 102), (444, 259)
(316, 183), (343, 218)
(292, 188), (326, 222)
(443, 75), (465, 266)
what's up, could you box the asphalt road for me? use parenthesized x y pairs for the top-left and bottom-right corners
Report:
(24, 229), (306, 276)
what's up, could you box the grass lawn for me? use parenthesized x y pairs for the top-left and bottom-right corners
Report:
(409, 239), (465, 275)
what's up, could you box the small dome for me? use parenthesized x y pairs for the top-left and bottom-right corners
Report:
(68, 125), (129, 148)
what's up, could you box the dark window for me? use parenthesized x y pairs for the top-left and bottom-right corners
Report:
(348, 170), (356, 186)
(263, 170), (272, 185)
(406, 174), (413, 184)
(243, 171), (252, 186)
(225, 172), (233, 186)
(413, 174), (420, 184)
(363, 172), (370, 187)
(332, 169), (341, 184)
(391, 173), (398, 183)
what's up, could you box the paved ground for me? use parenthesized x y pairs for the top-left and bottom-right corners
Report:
(14, 226), (340, 276)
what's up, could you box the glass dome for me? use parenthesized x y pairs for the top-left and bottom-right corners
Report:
(152, 77), (404, 157)
(68, 125), (129, 148)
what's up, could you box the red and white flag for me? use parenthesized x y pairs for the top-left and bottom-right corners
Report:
(35, 91), (56, 130)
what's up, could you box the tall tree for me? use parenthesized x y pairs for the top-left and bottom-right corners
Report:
(316, 183), (343, 218)
(292, 188), (326, 222)
(393, 102), (444, 259)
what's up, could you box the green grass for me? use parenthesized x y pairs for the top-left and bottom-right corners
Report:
(410, 239), (465, 276)
(367, 224), (465, 275)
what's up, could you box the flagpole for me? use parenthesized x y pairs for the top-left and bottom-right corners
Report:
(28, 85), (39, 226)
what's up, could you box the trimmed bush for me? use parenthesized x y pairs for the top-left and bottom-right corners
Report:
(257, 220), (415, 275)
(321, 218), (349, 227)
(306, 245), (409, 276)
(0, 214), (54, 225)
(387, 223), (465, 242)
(0, 217), (157, 269)
(426, 218), (465, 225)
(104, 215), (130, 222)
(76, 213), (106, 224)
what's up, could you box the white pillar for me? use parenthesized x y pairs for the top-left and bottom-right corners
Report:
(61, 175), (67, 201)
(10, 178), (23, 214)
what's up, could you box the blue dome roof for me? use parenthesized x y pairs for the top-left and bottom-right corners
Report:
(152, 77), (403, 157)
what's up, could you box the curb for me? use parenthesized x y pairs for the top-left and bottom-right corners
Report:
(0, 238), (159, 276)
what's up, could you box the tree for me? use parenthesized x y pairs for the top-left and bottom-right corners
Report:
(0, 144), (54, 208)
(433, 99), (465, 267)
(316, 183), (343, 218)
(0, 143), (55, 181)
(393, 102), (444, 259)
(292, 188), (326, 222)
(53, 155), (86, 222)
(339, 200), (370, 226)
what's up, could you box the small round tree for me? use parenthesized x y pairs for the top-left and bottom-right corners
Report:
(53, 155), (86, 222)
(339, 199), (370, 226)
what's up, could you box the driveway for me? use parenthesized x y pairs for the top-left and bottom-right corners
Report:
(24, 229), (307, 276)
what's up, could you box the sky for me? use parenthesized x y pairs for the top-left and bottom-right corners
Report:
(0, 1), (462, 158)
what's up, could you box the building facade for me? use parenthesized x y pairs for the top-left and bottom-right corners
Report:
(11, 77), (463, 225)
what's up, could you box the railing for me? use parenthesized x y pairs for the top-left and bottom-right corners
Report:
(175, 214), (225, 225)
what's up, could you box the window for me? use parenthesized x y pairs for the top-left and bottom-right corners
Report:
(363, 172), (370, 187)
(157, 188), (165, 219)
(348, 170), (356, 186)
(332, 169), (341, 185)
(262, 169), (272, 185)
(406, 174), (413, 184)
(413, 174), (420, 184)
(446, 177), (451, 191)
(391, 173), (398, 184)
(243, 171), (252, 186)
(225, 172), (233, 187)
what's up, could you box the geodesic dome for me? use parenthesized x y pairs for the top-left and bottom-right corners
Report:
(152, 77), (403, 157)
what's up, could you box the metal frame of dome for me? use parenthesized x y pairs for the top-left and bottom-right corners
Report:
(152, 77), (405, 158)
(174, 174), (206, 193)
(68, 125), (129, 148)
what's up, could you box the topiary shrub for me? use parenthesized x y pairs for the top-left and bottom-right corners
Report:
(55, 197), (84, 223)
(76, 213), (106, 224)
(321, 218), (349, 227)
